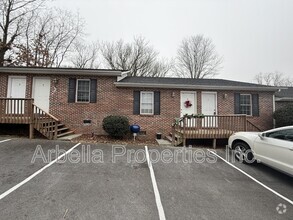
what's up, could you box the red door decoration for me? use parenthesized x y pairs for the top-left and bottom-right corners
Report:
(184, 100), (192, 108)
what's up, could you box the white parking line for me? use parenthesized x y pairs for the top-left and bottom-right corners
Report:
(207, 149), (293, 206)
(145, 146), (166, 220)
(0, 143), (81, 201)
(0, 139), (11, 144)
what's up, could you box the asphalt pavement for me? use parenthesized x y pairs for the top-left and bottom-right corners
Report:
(0, 138), (292, 220)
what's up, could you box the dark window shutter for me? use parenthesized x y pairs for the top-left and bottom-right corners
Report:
(154, 91), (160, 115)
(90, 79), (97, 103)
(133, 91), (140, 115)
(68, 78), (76, 103)
(234, 93), (240, 114)
(252, 94), (259, 116)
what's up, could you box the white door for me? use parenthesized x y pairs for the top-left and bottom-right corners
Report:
(32, 78), (51, 112)
(202, 92), (217, 127)
(180, 92), (197, 127)
(7, 76), (27, 114)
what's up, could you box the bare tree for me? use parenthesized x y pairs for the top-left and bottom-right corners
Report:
(70, 41), (100, 68)
(0, 0), (46, 66)
(101, 36), (168, 77)
(11, 8), (84, 67)
(254, 71), (293, 86)
(175, 35), (222, 78)
(146, 58), (173, 77)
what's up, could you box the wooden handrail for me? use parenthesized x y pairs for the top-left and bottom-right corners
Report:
(0, 98), (34, 100)
(0, 98), (34, 124)
(246, 120), (262, 132)
(0, 98), (60, 140)
(33, 104), (59, 140)
(171, 114), (257, 146)
(32, 104), (59, 121)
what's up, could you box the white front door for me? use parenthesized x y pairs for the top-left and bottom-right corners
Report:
(32, 77), (51, 112)
(180, 91), (197, 117)
(202, 92), (217, 127)
(7, 76), (27, 114)
(7, 76), (27, 98)
(180, 92), (197, 127)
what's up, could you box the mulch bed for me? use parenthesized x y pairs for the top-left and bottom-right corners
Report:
(72, 134), (159, 146)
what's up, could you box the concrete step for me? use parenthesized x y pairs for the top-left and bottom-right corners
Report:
(156, 138), (172, 146)
(58, 134), (82, 141)
(57, 131), (74, 138)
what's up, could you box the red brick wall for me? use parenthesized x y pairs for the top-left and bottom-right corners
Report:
(0, 72), (275, 139)
(51, 84), (275, 137)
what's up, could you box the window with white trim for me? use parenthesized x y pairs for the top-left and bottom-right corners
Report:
(140, 91), (154, 115)
(76, 79), (90, 102)
(240, 94), (252, 115)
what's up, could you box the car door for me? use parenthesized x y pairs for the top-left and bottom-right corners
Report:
(253, 128), (293, 175)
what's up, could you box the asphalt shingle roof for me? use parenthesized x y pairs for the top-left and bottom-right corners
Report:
(275, 87), (293, 98)
(119, 76), (274, 88)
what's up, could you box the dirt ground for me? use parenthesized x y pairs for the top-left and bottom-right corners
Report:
(72, 134), (159, 146)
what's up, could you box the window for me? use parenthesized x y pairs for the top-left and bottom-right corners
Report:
(140, 92), (154, 115)
(265, 129), (293, 142)
(76, 79), (90, 102)
(240, 94), (252, 115)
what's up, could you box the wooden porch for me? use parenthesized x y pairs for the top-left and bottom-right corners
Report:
(0, 98), (73, 140)
(171, 114), (261, 147)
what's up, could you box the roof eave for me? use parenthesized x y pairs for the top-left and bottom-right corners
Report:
(0, 67), (122, 76)
(114, 82), (279, 92)
(275, 97), (293, 102)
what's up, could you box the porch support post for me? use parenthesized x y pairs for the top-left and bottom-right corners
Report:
(183, 117), (186, 147)
(29, 123), (34, 139)
(213, 139), (216, 149)
(54, 122), (58, 140)
(172, 125), (175, 146)
(29, 99), (34, 139)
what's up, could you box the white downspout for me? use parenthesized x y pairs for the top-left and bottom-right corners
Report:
(273, 94), (276, 128)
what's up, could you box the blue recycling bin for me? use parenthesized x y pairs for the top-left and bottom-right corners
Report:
(130, 124), (140, 134)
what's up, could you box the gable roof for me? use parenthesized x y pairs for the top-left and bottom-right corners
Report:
(275, 87), (293, 101)
(0, 67), (123, 76)
(115, 76), (279, 92)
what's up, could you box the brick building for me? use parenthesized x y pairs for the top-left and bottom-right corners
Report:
(275, 87), (293, 110)
(0, 67), (279, 141)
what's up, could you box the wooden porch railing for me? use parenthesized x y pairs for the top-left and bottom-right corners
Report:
(0, 98), (34, 124)
(0, 98), (60, 140)
(172, 114), (261, 147)
(33, 104), (60, 140)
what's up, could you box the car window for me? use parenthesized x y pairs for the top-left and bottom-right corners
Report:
(265, 129), (293, 142)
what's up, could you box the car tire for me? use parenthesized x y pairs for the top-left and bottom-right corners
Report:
(233, 142), (254, 164)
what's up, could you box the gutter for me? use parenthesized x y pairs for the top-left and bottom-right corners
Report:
(114, 82), (280, 92)
(0, 67), (122, 76)
(275, 97), (293, 101)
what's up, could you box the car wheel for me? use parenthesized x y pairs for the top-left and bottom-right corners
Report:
(233, 142), (254, 164)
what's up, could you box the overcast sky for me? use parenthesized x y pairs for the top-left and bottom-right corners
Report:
(50, 0), (293, 83)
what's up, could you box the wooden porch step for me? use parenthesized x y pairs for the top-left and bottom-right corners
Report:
(47, 127), (69, 133)
(42, 123), (65, 128)
(57, 131), (74, 138)
(57, 127), (69, 132)
(165, 135), (173, 142)
(169, 132), (182, 139)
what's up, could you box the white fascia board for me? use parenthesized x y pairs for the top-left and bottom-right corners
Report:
(114, 82), (279, 92)
(0, 67), (122, 76)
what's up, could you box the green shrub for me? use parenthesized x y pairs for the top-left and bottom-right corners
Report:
(102, 115), (129, 138)
(273, 104), (293, 127)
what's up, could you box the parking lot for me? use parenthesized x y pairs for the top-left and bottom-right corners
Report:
(0, 137), (292, 220)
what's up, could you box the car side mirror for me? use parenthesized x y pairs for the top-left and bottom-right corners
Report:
(258, 133), (265, 140)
